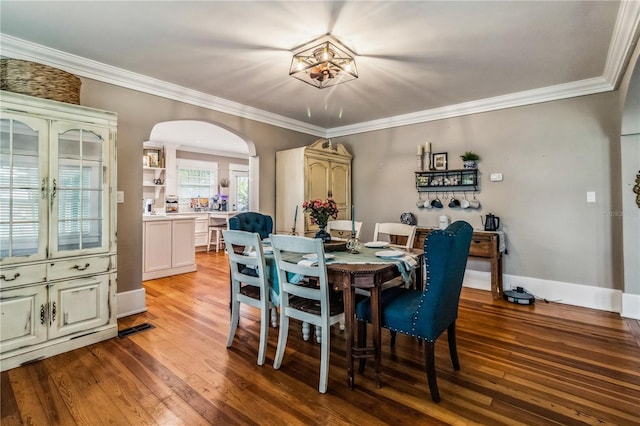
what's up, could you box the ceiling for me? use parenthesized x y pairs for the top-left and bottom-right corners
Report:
(1, 1), (639, 138)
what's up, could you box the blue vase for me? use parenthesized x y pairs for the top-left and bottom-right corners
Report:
(315, 226), (331, 243)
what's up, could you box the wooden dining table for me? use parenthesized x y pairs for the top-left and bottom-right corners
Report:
(326, 247), (424, 389)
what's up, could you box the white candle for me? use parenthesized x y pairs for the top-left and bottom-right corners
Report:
(417, 145), (422, 155)
(351, 205), (355, 233)
(425, 141), (431, 153)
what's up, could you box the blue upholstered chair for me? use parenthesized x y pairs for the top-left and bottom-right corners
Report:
(228, 212), (273, 240)
(355, 220), (473, 402)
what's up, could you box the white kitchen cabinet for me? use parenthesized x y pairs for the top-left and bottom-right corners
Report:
(276, 139), (352, 236)
(194, 215), (210, 250)
(0, 90), (117, 371)
(143, 217), (196, 280)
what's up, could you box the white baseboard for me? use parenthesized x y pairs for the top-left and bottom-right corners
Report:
(463, 270), (623, 313)
(117, 288), (147, 318)
(621, 293), (640, 319)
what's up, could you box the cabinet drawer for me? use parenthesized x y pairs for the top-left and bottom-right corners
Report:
(195, 219), (209, 233)
(469, 237), (494, 258)
(48, 255), (113, 281)
(0, 264), (47, 290)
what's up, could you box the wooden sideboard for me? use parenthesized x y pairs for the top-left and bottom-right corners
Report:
(412, 227), (504, 300)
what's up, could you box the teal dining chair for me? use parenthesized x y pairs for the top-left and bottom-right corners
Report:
(228, 212), (273, 240)
(355, 220), (473, 402)
(223, 230), (275, 366)
(270, 234), (345, 393)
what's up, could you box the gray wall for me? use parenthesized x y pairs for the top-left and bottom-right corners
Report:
(79, 79), (316, 294)
(335, 92), (623, 291)
(77, 75), (629, 298)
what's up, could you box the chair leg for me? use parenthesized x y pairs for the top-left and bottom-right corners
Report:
(207, 227), (213, 252)
(390, 330), (397, 347)
(357, 320), (367, 373)
(425, 341), (441, 403)
(273, 311), (289, 370)
(447, 322), (460, 371)
(318, 323), (330, 393)
(257, 302), (269, 366)
(226, 297), (240, 348)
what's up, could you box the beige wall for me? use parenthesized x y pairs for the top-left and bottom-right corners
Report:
(79, 79), (316, 294)
(335, 92), (623, 291)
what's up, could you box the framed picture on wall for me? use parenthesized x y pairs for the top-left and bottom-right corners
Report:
(144, 149), (161, 167)
(432, 152), (448, 170)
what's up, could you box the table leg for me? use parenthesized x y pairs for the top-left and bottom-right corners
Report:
(371, 285), (382, 388)
(343, 280), (355, 389)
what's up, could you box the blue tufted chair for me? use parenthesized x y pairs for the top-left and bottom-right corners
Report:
(355, 220), (473, 402)
(228, 212), (273, 240)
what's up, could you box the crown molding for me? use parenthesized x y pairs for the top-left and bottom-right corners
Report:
(325, 76), (612, 138)
(1, 0), (638, 139)
(0, 34), (327, 138)
(603, 0), (640, 87)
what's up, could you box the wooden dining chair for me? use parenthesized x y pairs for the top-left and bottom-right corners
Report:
(356, 221), (473, 402)
(223, 230), (275, 366)
(326, 220), (363, 240)
(373, 222), (417, 249)
(270, 234), (344, 393)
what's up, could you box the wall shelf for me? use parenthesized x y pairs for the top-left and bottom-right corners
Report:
(415, 169), (478, 192)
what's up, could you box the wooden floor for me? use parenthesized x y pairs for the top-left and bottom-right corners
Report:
(2, 251), (640, 426)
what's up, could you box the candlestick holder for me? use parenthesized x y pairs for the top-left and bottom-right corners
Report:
(423, 151), (432, 171)
(416, 154), (423, 171)
(346, 232), (360, 254)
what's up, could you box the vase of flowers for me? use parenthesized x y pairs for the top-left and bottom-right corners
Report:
(302, 198), (339, 243)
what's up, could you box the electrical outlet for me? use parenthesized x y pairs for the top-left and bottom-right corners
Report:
(117, 191), (124, 203)
(586, 191), (596, 203)
(490, 173), (503, 182)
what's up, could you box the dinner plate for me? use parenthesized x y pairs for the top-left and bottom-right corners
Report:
(261, 238), (271, 245)
(364, 241), (389, 248)
(375, 250), (404, 258)
(262, 246), (273, 254)
(303, 253), (335, 260)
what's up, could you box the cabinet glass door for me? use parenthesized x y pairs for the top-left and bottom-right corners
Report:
(50, 122), (110, 258)
(0, 113), (49, 264)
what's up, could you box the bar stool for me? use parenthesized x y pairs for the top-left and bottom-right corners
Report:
(207, 219), (226, 252)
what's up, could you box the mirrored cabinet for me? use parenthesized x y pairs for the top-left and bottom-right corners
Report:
(0, 90), (118, 371)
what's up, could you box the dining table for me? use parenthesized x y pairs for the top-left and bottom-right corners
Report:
(261, 241), (424, 389)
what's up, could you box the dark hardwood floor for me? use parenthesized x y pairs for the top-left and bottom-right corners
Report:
(2, 251), (639, 425)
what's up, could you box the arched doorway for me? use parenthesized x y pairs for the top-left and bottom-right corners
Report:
(147, 120), (259, 211)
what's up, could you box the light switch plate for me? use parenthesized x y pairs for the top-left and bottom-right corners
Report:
(490, 173), (503, 182)
(586, 191), (596, 203)
(117, 191), (124, 203)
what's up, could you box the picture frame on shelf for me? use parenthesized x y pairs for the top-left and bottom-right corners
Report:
(433, 152), (448, 170)
(144, 149), (161, 167)
(143, 155), (150, 168)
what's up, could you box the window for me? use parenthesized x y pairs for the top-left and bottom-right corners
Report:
(176, 159), (218, 202)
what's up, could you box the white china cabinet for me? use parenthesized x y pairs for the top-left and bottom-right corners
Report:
(276, 139), (352, 236)
(0, 91), (118, 371)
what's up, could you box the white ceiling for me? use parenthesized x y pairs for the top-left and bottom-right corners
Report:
(1, 1), (639, 138)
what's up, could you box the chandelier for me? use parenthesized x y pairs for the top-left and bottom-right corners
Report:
(289, 35), (358, 89)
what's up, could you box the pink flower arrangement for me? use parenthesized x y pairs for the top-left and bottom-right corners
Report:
(302, 198), (339, 228)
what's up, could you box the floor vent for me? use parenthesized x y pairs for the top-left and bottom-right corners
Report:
(118, 323), (155, 338)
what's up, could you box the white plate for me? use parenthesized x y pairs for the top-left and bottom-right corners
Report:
(375, 250), (404, 258)
(303, 253), (335, 260)
(261, 238), (271, 245)
(262, 247), (273, 254)
(364, 241), (390, 248)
